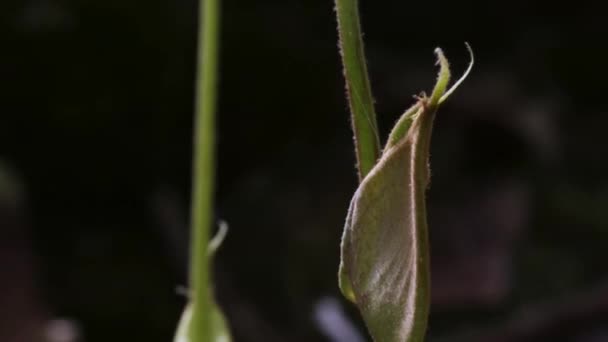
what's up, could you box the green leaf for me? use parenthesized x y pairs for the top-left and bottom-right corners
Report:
(338, 46), (473, 342)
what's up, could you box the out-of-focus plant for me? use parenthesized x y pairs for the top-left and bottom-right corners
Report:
(334, 0), (473, 340)
(173, 0), (231, 340)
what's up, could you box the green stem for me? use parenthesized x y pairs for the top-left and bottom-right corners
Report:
(335, 0), (380, 181)
(189, 0), (220, 340)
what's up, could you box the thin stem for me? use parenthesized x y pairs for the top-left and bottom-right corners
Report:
(189, 0), (220, 339)
(335, 0), (380, 181)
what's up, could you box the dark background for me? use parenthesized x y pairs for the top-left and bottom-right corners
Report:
(1, 0), (608, 341)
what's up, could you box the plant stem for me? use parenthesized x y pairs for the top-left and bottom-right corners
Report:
(335, 0), (380, 181)
(189, 0), (220, 340)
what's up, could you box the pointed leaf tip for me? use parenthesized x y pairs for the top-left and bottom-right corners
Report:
(428, 48), (451, 106)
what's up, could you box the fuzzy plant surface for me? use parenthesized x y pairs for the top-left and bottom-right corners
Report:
(334, 1), (473, 341)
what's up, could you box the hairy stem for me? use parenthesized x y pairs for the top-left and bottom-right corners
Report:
(335, 0), (380, 181)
